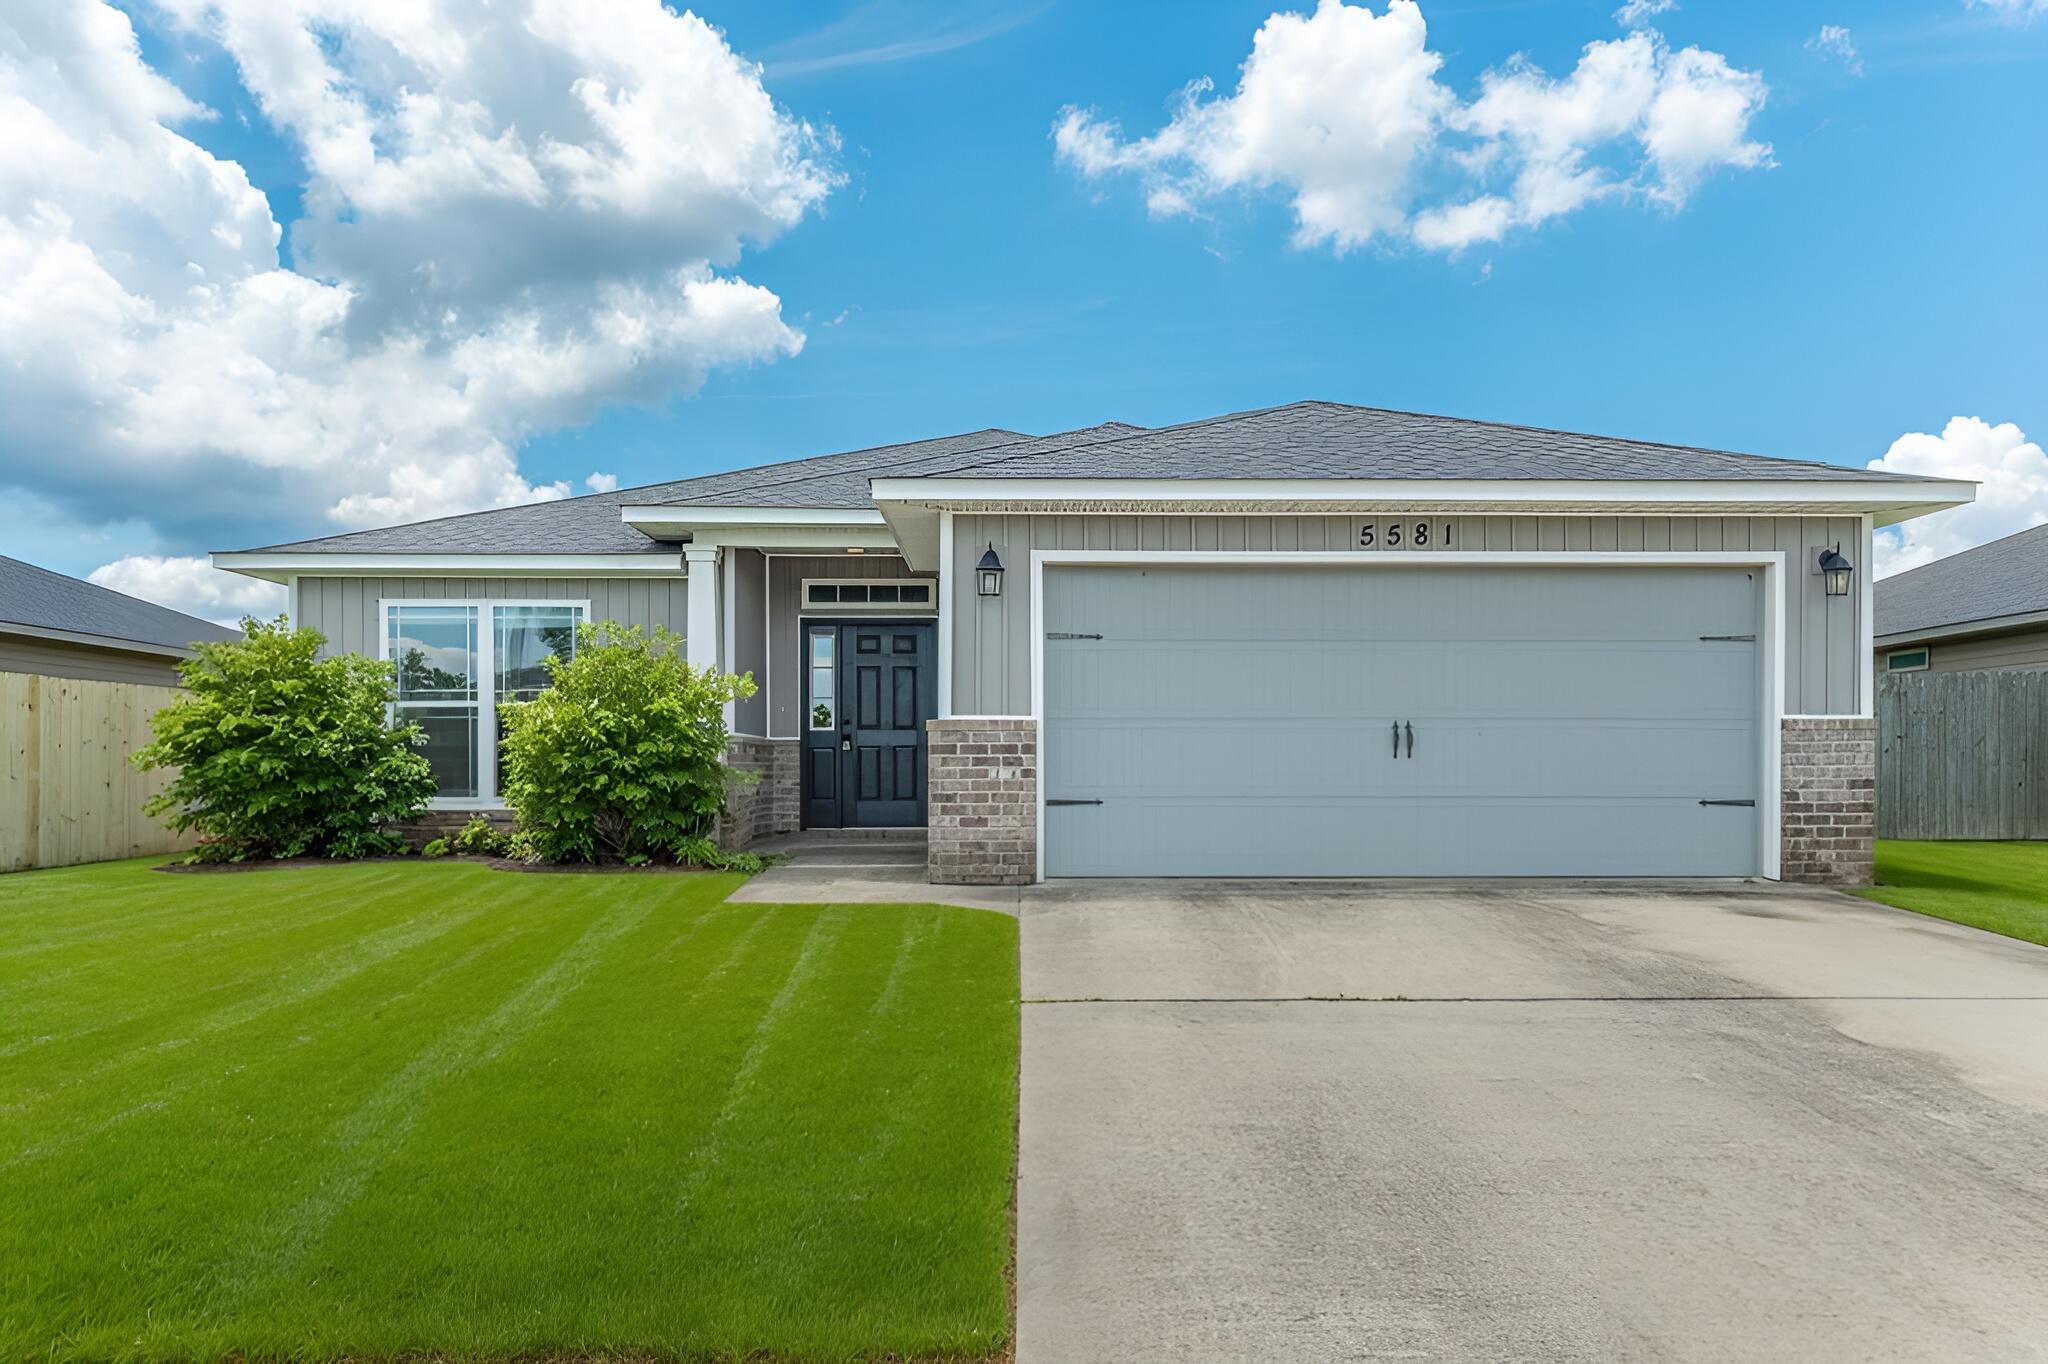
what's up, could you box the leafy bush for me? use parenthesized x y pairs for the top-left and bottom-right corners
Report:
(453, 816), (509, 858)
(133, 617), (435, 860)
(497, 622), (756, 863)
(421, 837), (452, 858)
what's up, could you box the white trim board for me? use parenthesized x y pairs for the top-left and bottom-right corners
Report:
(1025, 549), (1789, 884)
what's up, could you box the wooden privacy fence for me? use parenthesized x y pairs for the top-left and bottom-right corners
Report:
(2, 671), (193, 872)
(1877, 669), (2048, 841)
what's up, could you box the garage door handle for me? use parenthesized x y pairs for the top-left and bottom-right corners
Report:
(1405, 721), (1414, 758)
(1699, 799), (1756, 807)
(1392, 721), (1401, 759)
(1046, 798), (1104, 807)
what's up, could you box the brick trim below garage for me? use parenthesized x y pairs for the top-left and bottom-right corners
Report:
(1781, 717), (1876, 886)
(928, 718), (1036, 885)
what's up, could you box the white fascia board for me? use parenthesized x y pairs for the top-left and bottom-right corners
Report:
(685, 525), (903, 552)
(211, 551), (686, 582)
(870, 476), (1975, 524)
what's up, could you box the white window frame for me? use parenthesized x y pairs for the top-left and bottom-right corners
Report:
(1885, 647), (1931, 673)
(380, 597), (590, 808)
(800, 577), (937, 613)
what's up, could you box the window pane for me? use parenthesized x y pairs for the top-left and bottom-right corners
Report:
(900, 584), (931, 604)
(404, 705), (478, 798)
(869, 584), (901, 602)
(495, 605), (582, 703)
(841, 584), (870, 602)
(808, 584), (839, 603)
(390, 606), (477, 701)
(810, 665), (834, 703)
(810, 633), (834, 665)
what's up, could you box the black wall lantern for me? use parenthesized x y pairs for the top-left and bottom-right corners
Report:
(1817, 545), (1854, 598)
(976, 543), (1006, 598)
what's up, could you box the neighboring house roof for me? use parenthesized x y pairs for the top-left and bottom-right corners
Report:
(220, 400), (1958, 560)
(1876, 522), (2048, 643)
(0, 556), (241, 657)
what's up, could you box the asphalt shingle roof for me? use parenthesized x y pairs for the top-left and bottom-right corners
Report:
(246, 428), (1036, 554)
(0, 556), (242, 653)
(927, 401), (1933, 484)
(1876, 522), (2048, 639)
(232, 400), (1945, 557)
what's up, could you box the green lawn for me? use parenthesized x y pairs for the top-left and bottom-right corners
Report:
(0, 858), (1018, 1363)
(1857, 840), (2048, 948)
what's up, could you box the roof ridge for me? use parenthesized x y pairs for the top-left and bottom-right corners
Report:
(929, 405), (1301, 476)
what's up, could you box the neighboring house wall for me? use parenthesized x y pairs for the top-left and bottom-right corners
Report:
(948, 513), (1873, 717)
(0, 632), (187, 687)
(2, 671), (196, 871)
(1879, 627), (2048, 675)
(763, 553), (937, 738)
(296, 576), (688, 656)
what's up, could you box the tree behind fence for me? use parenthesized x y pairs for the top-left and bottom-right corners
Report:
(1877, 669), (2048, 841)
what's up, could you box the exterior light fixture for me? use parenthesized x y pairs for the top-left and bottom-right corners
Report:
(844, 546), (866, 554)
(976, 543), (1005, 598)
(1818, 545), (1854, 598)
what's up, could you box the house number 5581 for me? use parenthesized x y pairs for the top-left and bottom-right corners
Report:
(1360, 521), (1453, 548)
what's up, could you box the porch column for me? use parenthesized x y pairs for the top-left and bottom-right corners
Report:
(684, 547), (720, 673)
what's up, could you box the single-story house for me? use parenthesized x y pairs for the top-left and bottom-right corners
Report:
(0, 555), (240, 687)
(1875, 523), (2048, 676)
(213, 401), (1972, 887)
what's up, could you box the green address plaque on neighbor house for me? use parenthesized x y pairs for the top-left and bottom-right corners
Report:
(1355, 519), (1458, 549)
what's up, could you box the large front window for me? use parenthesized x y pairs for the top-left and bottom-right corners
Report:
(386, 600), (586, 802)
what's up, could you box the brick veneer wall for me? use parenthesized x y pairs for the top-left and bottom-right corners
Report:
(721, 737), (801, 851)
(1781, 717), (1876, 886)
(928, 718), (1036, 885)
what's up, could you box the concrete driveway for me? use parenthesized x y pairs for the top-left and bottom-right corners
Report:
(1016, 881), (2048, 1363)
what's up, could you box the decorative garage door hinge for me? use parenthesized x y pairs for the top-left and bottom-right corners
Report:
(1698, 799), (1757, 807)
(1046, 798), (1105, 807)
(1046, 632), (1104, 640)
(1698, 634), (1756, 642)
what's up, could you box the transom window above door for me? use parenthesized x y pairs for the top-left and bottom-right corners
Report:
(802, 579), (935, 612)
(384, 599), (587, 804)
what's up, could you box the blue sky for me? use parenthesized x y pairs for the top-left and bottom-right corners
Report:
(3, 0), (2044, 616)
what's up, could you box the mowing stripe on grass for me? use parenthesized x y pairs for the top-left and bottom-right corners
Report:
(207, 898), (661, 1307)
(675, 908), (850, 1215)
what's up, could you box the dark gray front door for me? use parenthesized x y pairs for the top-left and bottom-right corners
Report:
(802, 621), (933, 828)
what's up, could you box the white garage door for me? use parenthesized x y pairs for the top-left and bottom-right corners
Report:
(1041, 564), (1763, 877)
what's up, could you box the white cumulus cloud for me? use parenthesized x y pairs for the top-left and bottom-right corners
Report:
(90, 555), (286, 628)
(1966, 0), (2047, 20)
(1054, 0), (1770, 255)
(0, 1), (835, 620)
(585, 472), (621, 493)
(1614, 0), (1677, 28)
(1870, 417), (2048, 576)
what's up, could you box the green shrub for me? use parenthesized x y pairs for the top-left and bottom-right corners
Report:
(421, 837), (452, 858)
(133, 617), (435, 860)
(452, 816), (508, 858)
(496, 622), (756, 863)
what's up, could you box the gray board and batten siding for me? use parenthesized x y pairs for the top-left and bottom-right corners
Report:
(1042, 563), (1763, 877)
(295, 577), (689, 658)
(948, 513), (1873, 718)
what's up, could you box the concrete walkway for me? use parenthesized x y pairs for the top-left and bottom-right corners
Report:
(1017, 881), (2048, 1363)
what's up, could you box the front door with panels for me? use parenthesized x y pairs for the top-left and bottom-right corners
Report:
(802, 622), (934, 828)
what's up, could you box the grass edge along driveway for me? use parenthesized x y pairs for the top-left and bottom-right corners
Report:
(0, 857), (1018, 1363)
(1858, 839), (2048, 949)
